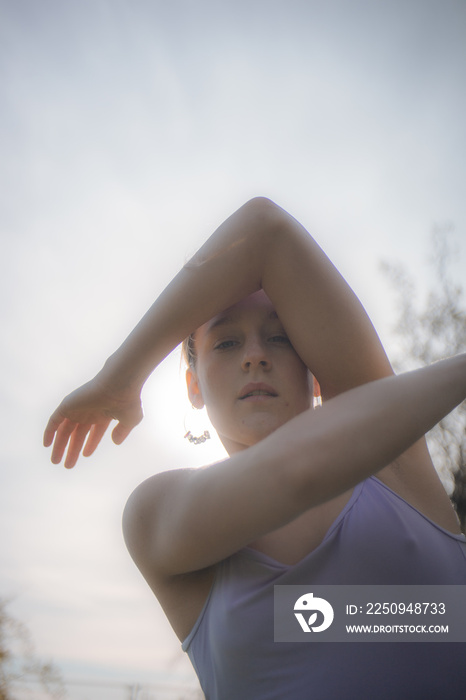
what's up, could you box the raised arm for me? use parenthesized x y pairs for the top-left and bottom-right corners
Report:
(124, 354), (466, 575)
(44, 197), (392, 466)
(98, 196), (392, 395)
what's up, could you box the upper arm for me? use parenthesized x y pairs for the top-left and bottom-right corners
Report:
(181, 196), (393, 399)
(260, 203), (394, 398)
(122, 385), (382, 578)
(122, 362), (456, 579)
(123, 434), (316, 577)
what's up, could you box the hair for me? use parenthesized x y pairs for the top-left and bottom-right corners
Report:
(182, 333), (197, 370)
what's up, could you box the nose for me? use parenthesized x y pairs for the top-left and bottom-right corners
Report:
(241, 337), (271, 371)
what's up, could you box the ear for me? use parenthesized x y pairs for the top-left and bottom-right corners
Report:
(186, 368), (205, 409)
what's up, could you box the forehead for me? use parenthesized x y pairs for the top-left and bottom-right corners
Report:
(202, 291), (279, 335)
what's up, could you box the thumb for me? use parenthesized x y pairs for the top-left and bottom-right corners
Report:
(111, 403), (143, 445)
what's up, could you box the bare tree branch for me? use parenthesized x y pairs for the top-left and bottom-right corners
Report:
(0, 599), (66, 699)
(381, 225), (466, 530)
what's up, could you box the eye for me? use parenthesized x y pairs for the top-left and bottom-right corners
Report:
(214, 339), (238, 351)
(269, 334), (290, 344)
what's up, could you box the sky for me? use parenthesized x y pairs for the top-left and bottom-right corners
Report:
(1, 0), (466, 697)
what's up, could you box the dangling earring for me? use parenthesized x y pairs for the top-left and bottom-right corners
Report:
(183, 404), (211, 445)
(184, 430), (211, 444)
(313, 395), (322, 409)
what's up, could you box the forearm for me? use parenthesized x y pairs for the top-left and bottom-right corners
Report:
(141, 354), (466, 574)
(99, 198), (272, 388)
(282, 354), (466, 509)
(100, 197), (391, 395)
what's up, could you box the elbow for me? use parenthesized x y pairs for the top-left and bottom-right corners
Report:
(244, 196), (284, 223)
(241, 197), (290, 254)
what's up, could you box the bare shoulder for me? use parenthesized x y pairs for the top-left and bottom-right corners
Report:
(123, 467), (218, 641)
(122, 467), (195, 569)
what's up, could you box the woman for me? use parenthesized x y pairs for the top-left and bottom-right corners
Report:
(45, 198), (466, 698)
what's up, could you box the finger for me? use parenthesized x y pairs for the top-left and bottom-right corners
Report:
(64, 423), (92, 469)
(111, 422), (133, 445)
(83, 420), (111, 458)
(50, 418), (77, 464)
(43, 408), (67, 447)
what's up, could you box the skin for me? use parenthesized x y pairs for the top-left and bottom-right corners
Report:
(186, 291), (313, 454)
(43, 197), (466, 645)
(121, 302), (465, 642)
(44, 196), (394, 468)
(123, 298), (464, 641)
(121, 295), (355, 641)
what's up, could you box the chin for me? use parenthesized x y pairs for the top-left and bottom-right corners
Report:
(211, 407), (303, 453)
(241, 414), (287, 443)
(214, 418), (280, 454)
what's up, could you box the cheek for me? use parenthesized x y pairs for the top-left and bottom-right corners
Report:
(202, 387), (237, 440)
(197, 365), (243, 436)
(197, 363), (231, 409)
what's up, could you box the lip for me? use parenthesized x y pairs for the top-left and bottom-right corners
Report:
(238, 382), (278, 400)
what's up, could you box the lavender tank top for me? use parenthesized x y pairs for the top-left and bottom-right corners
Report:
(182, 477), (466, 699)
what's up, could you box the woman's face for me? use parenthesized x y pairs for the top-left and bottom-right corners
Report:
(186, 291), (312, 455)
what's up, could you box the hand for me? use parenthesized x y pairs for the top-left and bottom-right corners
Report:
(43, 376), (144, 468)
